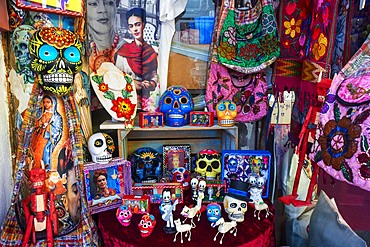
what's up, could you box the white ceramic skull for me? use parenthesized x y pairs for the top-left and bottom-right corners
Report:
(195, 149), (221, 180)
(88, 133), (115, 164)
(223, 195), (248, 222)
(248, 174), (257, 187)
(190, 178), (198, 190)
(256, 176), (265, 188)
(198, 180), (207, 192)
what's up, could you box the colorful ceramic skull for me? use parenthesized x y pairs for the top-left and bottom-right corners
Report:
(172, 167), (191, 190)
(206, 203), (222, 223)
(195, 149), (221, 180)
(216, 100), (237, 127)
(11, 25), (35, 82)
(138, 214), (156, 237)
(159, 86), (194, 127)
(131, 147), (161, 183)
(88, 133), (115, 164)
(28, 27), (83, 95)
(116, 205), (132, 227)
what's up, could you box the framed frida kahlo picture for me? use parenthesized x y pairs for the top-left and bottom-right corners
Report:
(221, 150), (271, 198)
(162, 144), (191, 177)
(83, 157), (132, 214)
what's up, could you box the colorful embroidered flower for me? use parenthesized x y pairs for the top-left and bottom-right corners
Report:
(126, 83), (133, 92)
(99, 82), (109, 92)
(39, 27), (76, 48)
(111, 97), (136, 119)
(224, 27), (236, 46)
(318, 117), (361, 170)
(218, 41), (236, 60)
(284, 18), (302, 38)
(261, 13), (277, 34)
(312, 33), (328, 60)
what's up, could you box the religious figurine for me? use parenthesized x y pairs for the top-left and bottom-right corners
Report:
(159, 188), (178, 234)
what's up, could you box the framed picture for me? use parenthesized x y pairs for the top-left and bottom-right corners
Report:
(122, 195), (150, 214)
(190, 111), (214, 127)
(83, 157), (132, 214)
(139, 112), (164, 128)
(163, 144), (191, 176)
(16, 0), (83, 17)
(132, 182), (183, 204)
(221, 150), (271, 199)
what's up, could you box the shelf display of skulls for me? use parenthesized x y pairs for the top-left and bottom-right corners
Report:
(159, 86), (194, 127)
(223, 180), (250, 222)
(88, 133), (115, 164)
(138, 214), (156, 237)
(172, 167), (191, 190)
(131, 147), (161, 183)
(195, 149), (221, 180)
(216, 100), (237, 127)
(28, 27), (83, 96)
(116, 205), (132, 227)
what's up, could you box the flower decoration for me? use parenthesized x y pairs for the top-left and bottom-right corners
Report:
(312, 33), (328, 60)
(218, 41), (237, 60)
(261, 13), (278, 34)
(126, 84), (133, 93)
(318, 117), (361, 170)
(284, 18), (302, 38)
(99, 83), (109, 92)
(39, 27), (76, 48)
(224, 27), (236, 46)
(111, 97), (136, 119)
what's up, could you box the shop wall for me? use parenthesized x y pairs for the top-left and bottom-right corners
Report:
(0, 32), (13, 225)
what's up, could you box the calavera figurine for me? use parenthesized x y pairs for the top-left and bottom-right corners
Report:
(172, 167), (191, 190)
(131, 147), (161, 183)
(138, 214), (156, 237)
(11, 25), (36, 84)
(206, 203), (222, 223)
(159, 86), (194, 127)
(88, 133), (115, 164)
(223, 180), (250, 222)
(28, 27), (83, 96)
(195, 149), (221, 180)
(116, 205), (132, 227)
(216, 100), (237, 127)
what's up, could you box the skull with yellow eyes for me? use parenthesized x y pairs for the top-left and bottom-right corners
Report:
(28, 27), (83, 96)
(216, 100), (237, 127)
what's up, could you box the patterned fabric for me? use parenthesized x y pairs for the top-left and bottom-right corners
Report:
(310, 34), (370, 191)
(0, 82), (99, 246)
(217, 0), (280, 74)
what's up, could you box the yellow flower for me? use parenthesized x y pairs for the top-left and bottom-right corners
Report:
(312, 33), (328, 60)
(284, 18), (302, 38)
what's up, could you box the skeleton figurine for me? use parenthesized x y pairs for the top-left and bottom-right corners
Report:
(22, 167), (58, 247)
(159, 188), (178, 234)
(190, 178), (199, 202)
(197, 180), (207, 208)
(248, 174), (264, 203)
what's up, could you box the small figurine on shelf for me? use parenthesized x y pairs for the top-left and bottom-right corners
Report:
(159, 188), (178, 234)
(206, 203), (222, 224)
(197, 180), (206, 208)
(173, 219), (192, 243)
(116, 205), (132, 227)
(212, 217), (237, 245)
(208, 186), (214, 201)
(22, 167), (58, 247)
(180, 205), (201, 228)
(190, 178), (198, 202)
(248, 174), (264, 203)
(138, 214), (156, 237)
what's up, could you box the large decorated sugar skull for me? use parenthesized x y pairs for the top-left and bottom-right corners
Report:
(206, 203), (222, 223)
(216, 100), (237, 127)
(88, 133), (115, 164)
(116, 205), (132, 227)
(159, 86), (194, 127)
(223, 180), (249, 222)
(195, 149), (221, 180)
(28, 27), (83, 96)
(138, 214), (156, 237)
(131, 147), (161, 183)
(172, 167), (191, 190)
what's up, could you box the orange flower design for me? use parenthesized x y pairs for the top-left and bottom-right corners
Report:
(218, 41), (236, 60)
(39, 27), (76, 48)
(111, 97), (136, 119)
(312, 33), (328, 60)
(99, 83), (109, 92)
(126, 84), (133, 92)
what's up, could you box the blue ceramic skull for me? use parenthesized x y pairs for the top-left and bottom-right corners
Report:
(206, 203), (222, 223)
(131, 147), (162, 183)
(159, 86), (194, 127)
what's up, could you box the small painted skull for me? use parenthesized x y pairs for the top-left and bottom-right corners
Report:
(206, 203), (222, 223)
(159, 86), (194, 127)
(172, 167), (191, 190)
(116, 205), (132, 227)
(223, 195), (248, 222)
(11, 25), (35, 77)
(195, 149), (221, 180)
(216, 100), (237, 127)
(28, 27), (83, 95)
(138, 214), (156, 237)
(88, 133), (115, 164)
(131, 147), (161, 183)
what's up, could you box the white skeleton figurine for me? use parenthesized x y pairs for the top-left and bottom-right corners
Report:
(190, 178), (199, 202)
(159, 189), (178, 234)
(197, 180), (206, 208)
(248, 175), (264, 203)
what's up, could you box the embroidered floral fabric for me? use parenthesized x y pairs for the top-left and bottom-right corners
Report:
(310, 35), (370, 191)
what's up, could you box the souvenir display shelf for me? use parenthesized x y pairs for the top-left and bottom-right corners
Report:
(100, 120), (238, 158)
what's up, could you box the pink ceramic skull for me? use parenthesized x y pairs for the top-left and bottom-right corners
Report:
(116, 205), (132, 226)
(138, 214), (156, 237)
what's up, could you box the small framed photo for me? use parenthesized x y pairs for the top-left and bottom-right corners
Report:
(83, 157), (132, 214)
(221, 150), (271, 199)
(132, 182), (183, 204)
(139, 112), (164, 128)
(122, 195), (150, 214)
(163, 145), (191, 176)
(190, 111), (214, 127)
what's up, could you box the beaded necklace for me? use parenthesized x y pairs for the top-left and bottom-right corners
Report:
(89, 33), (119, 72)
